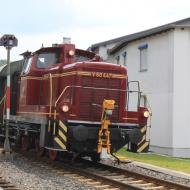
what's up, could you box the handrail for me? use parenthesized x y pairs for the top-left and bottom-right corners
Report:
(0, 94), (6, 106)
(0, 92), (6, 126)
(53, 85), (151, 120)
(55, 85), (130, 106)
(53, 85), (126, 120)
(55, 86), (71, 107)
(55, 85), (144, 105)
(49, 73), (53, 117)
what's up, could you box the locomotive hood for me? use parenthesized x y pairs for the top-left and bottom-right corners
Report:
(62, 61), (127, 76)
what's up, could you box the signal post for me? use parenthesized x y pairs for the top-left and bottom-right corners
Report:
(0, 34), (18, 154)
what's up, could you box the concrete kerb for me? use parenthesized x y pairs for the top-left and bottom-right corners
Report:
(133, 161), (190, 180)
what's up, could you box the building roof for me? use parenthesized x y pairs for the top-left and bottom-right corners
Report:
(90, 17), (190, 54)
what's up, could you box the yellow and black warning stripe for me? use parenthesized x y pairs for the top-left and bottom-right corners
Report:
(54, 120), (67, 150)
(137, 125), (149, 153)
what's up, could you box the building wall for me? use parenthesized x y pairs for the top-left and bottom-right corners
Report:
(109, 31), (176, 155)
(172, 28), (190, 157)
(97, 43), (116, 61)
(96, 27), (190, 157)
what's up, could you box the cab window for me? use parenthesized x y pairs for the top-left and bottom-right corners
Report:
(36, 52), (60, 68)
(22, 57), (32, 74)
(75, 54), (91, 62)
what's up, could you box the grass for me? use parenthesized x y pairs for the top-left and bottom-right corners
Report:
(116, 148), (190, 174)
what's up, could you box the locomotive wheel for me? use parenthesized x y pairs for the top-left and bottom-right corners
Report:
(35, 138), (45, 157)
(48, 149), (58, 161)
(91, 153), (101, 163)
(21, 136), (29, 152)
(34, 138), (40, 152)
(130, 143), (138, 152)
(37, 148), (45, 157)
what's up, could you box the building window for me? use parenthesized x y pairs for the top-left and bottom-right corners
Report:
(138, 44), (148, 72)
(116, 55), (120, 65)
(122, 51), (127, 66)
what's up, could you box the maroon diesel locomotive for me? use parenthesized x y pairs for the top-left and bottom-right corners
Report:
(0, 41), (151, 161)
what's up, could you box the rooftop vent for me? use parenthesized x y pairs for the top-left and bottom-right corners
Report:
(63, 37), (71, 44)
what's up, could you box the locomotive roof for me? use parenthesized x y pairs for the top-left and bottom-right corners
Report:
(0, 64), (6, 73)
(34, 46), (60, 53)
(34, 46), (96, 57)
(0, 60), (23, 77)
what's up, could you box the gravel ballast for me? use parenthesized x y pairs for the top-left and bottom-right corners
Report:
(1, 153), (190, 189)
(0, 153), (98, 190)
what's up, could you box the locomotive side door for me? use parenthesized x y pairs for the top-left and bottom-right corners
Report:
(127, 81), (140, 111)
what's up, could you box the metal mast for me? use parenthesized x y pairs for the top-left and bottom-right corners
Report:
(0, 34), (18, 153)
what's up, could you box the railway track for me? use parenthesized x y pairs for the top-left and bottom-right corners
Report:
(0, 175), (19, 190)
(78, 160), (190, 190)
(0, 147), (19, 190)
(13, 151), (190, 190)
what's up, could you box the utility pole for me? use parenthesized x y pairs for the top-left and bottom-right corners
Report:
(0, 34), (18, 154)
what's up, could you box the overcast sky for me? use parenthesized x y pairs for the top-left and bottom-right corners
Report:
(0, 0), (190, 61)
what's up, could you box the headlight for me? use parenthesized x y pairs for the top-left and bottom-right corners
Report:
(143, 111), (149, 118)
(68, 50), (75, 56)
(62, 105), (69, 112)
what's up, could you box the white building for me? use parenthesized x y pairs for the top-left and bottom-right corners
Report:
(90, 18), (190, 158)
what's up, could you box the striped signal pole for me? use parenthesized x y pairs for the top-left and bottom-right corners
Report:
(4, 46), (11, 153)
(0, 34), (18, 154)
